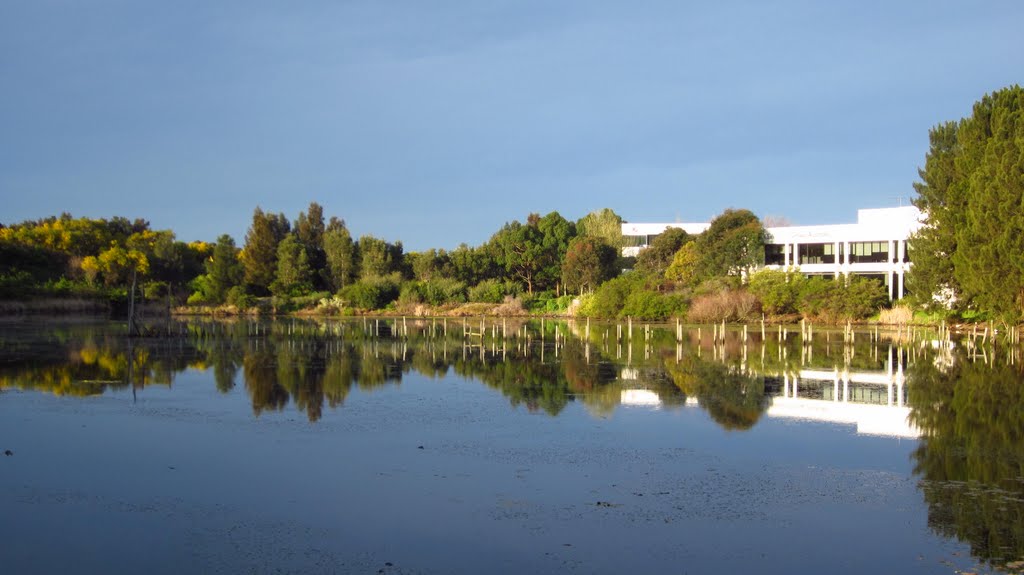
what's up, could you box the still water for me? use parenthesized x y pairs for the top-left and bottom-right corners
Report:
(1, 318), (1022, 574)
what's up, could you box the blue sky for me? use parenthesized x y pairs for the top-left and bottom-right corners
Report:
(2, 0), (1021, 250)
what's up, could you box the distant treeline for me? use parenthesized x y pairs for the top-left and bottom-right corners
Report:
(0, 204), (890, 322)
(4, 85), (1020, 322)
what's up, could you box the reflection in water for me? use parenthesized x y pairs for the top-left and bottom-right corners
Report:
(0, 319), (948, 427)
(2, 318), (1023, 570)
(908, 355), (1024, 571)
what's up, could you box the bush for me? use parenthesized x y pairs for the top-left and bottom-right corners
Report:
(797, 275), (887, 322)
(578, 274), (643, 318)
(527, 294), (575, 314)
(687, 289), (761, 323)
(341, 275), (400, 310)
(399, 278), (467, 307)
(747, 269), (805, 315)
(468, 279), (519, 303)
(620, 290), (687, 320)
(420, 278), (467, 306)
(226, 285), (256, 310)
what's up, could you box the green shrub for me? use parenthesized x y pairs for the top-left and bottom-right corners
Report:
(620, 290), (687, 320)
(341, 275), (400, 310)
(467, 279), (519, 303)
(579, 274), (642, 318)
(226, 286), (256, 309)
(747, 269), (805, 315)
(797, 275), (887, 321)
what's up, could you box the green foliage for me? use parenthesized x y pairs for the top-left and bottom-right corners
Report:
(407, 248), (453, 281)
(577, 274), (640, 318)
(561, 236), (618, 294)
(664, 242), (701, 286)
(491, 212), (576, 294)
(910, 86), (1024, 321)
(620, 289), (686, 320)
(523, 293), (575, 314)
(449, 243), (498, 285)
(242, 207), (290, 295)
(747, 269), (806, 315)
(634, 227), (690, 276)
(796, 275), (887, 321)
(323, 218), (357, 291)
(467, 279), (519, 303)
(192, 234), (244, 305)
(270, 235), (314, 298)
(340, 274), (401, 310)
(357, 234), (403, 279)
(575, 208), (623, 248)
(294, 202), (326, 289)
(226, 285), (255, 309)
(908, 358), (1024, 568)
(692, 209), (766, 281)
(399, 278), (467, 306)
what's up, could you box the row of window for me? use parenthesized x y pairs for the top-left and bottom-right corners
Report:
(628, 238), (912, 265)
(764, 242), (910, 265)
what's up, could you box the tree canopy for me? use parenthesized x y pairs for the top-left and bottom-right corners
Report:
(909, 86), (1024, 320)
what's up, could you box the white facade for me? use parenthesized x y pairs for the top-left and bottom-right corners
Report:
(621, 206), (923, 299)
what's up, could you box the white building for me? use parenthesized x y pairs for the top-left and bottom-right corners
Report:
(621, 206), (923, 299)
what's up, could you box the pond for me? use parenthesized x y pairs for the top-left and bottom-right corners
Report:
(1, 317), (1022, 574)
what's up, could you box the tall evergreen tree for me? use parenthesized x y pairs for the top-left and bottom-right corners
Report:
(271, 234), (313, 297)
(295, 202), (326, 288)
(909, 86), (1024, 320)
(242, 207), (290, 295)
(323, 217), (356, 291)
(205, 234), (243, 304)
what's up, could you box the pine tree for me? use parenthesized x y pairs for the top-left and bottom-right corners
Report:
(242, 207), (290, 295)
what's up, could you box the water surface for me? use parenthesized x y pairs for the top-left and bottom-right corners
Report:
(1, 318), (1022, 574)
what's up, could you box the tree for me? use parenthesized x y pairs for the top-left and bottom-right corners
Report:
(664, 242), (702, 286)
(491, 220), (545, 294)
(693, 209), (766, 280)
(270, 235), (313, 297)
(576, 208), (623, 248)
(242, 207), (291, 295)
(491, 212), (577, 294)
(634, 227), (690, 276)
(357, 235), (402, 279)
(535, 211), (576, 291)
(294, 202), (326, 288)
(909, 86), (1024, 320)
(82, 246), (150, 287)
(449, 243), (498, 285)
(323, 217), (356, 291)
(204, 235), (244, 303)
(561, 236), (617, 294)
(408, 248), (452, 281)
(907, 121), (966, 310)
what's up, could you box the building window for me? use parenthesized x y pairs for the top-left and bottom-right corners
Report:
(849, 241), (889, 263)
(799, 243), (836, 265)
(623, 235), (647, 248)
(764, 244), (785, 265)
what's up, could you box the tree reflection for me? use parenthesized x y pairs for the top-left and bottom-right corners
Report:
(664, 354), (770, 430)
(908, 355), (1024, 570)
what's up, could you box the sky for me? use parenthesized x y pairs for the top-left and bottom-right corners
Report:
(1, 1), (1021, 251)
